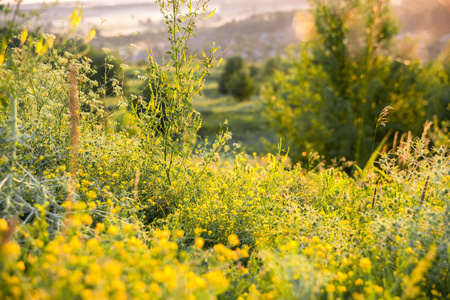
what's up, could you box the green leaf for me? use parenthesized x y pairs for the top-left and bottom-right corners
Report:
(363, 129), (393, 174)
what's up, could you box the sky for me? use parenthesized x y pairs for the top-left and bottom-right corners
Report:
(2, 0), (405, 6)
(0, 0), (155, 5)
(3, 0), (151, 3)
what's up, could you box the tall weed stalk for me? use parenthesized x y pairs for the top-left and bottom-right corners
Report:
(131, 0), (221, 186)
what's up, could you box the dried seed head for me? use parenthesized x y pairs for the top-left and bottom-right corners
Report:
(377, 106), (393, 127)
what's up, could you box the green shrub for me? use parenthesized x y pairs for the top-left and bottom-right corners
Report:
(218, 55), (257, 101)
(228, 69), (256, 101)
(264, 0), (449, 166)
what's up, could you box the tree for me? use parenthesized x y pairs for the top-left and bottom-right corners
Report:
(218, 55), (243, 94)
(228, 69), (256, 101)
(218, 55), (257, 101)
(265, 0), (436, 166)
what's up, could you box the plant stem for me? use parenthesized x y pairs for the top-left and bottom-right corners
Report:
(6, 90), (17, 212)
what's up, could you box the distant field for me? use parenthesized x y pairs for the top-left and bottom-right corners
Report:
(193, 66), (279, 155)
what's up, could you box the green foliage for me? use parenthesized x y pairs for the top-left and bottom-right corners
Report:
(218, 56), (243, 94)
(85, 48), (122, 98)
(264, 0), (448, 166)
(228, 69), (256, 101)
(218, 55), (257, 101)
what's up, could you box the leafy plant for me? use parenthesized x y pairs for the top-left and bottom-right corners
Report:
(264, 0), (445, 167)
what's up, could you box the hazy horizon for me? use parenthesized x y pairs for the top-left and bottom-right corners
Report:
(3, 0), (449, 62)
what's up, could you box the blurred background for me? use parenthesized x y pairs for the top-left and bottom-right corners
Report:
(10, 0), (450, 62)
(2, 0), (450, 167)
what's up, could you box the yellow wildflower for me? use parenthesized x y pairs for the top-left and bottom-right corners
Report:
(405, 247), (414, 255)
(303, 247), (315, 256)
(85, 190), (97, 200)
(80, 214), (92, 225)
(1, 242), (21, 260)
(326, 284), (336, 293)
(134, 281), (146, 291)
(228, 234), (240, 246)
(69, 8), (82, 27)
(374, 285), (383, 293)
(95, 223), (105, 232)
(311, 236), (321, 244)
(355, 278), (364, 286)
(107, 225), (119, 235)
(352, 293), (365, 300)
(104, 261), (122, 279)
(360, 258), (372, 271)
(195, 237), (204, 249)
(337, 271), (348, 282)
(20, 27), (28, 44)
(205, 270), (229, 292)
(403, 245), (436, 298)
(111, 279), (126, 292)
(0, 218), (8, 231)
(149, 283), (162, 297)
(87, 238), (99, 248)
(337, 285), (347, 292)
(85, 29), (96, 43)
(16, 261), (26, 271)
(81, 289), (93, 300)
(123, 224), (133, 234)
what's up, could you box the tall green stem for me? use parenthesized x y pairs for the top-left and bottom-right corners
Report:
(6, 90), (17, 211)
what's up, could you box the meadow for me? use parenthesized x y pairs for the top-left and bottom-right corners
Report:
(0, 0), (449, 299)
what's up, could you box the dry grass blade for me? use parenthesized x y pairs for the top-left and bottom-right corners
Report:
(392, 131), (399, 152)
(134, 168), (140, 201)
(420, 175), (430, 204)
(421, 120), (433, 148)
(371, 187), (377, 209)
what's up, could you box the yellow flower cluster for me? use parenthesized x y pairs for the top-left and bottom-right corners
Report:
(0, 218), (241, 300)
(213, 243), (249, 261)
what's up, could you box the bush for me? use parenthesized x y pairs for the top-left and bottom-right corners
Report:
(218, 56), (243, 94)
(264, 0), (448, 166)
(218, 55), (257, 101)
(228, 69), (256, 101)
